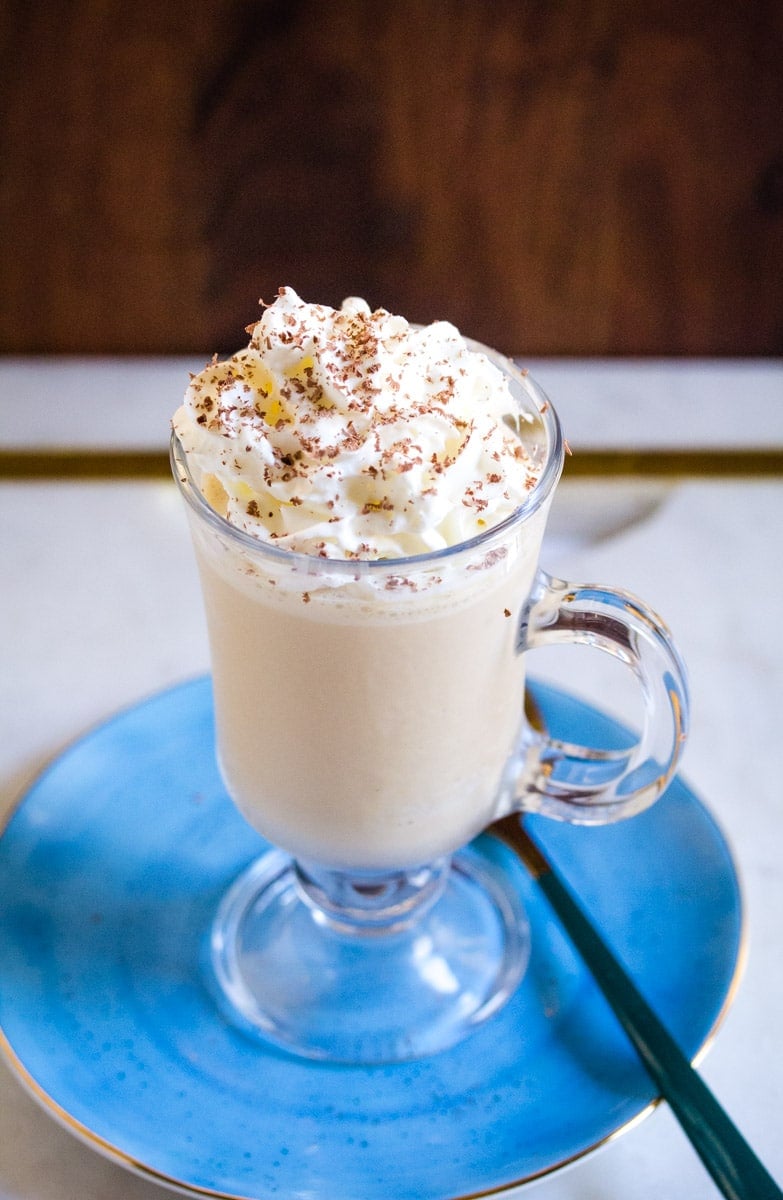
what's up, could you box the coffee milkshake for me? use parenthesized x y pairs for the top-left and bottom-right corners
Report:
(173, 289), (551, 871)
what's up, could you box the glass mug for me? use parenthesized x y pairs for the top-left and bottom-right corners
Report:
(171, 343), (688, 1064)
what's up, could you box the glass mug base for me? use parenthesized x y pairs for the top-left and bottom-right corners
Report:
(208, 847), (531, 1064)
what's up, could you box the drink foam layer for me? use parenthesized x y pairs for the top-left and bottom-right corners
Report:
(172, 288), (546, 560)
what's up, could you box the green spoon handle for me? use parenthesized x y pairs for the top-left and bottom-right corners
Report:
(494, 816), (782, 1200)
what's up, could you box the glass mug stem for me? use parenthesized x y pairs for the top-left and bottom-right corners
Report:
(209, 848), (531, 1063)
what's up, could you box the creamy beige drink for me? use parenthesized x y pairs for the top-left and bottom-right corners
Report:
(173, 289), (549, 871)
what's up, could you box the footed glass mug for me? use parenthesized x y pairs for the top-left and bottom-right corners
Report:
(171, 344), (688, 1064)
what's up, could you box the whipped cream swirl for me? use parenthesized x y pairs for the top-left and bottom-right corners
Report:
(173, 287), (544, 559)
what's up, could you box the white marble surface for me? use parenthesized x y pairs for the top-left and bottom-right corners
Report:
(1, 359), (782, 1200)
(2, 356), (782, 450)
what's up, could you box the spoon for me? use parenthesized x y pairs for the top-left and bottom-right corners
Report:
(489, 810), (782, 1200)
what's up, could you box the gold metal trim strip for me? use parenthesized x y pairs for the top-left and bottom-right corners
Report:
(1, 448), (782, 481)
(0, 450), (169, 480)
(564, 449), (783, 477)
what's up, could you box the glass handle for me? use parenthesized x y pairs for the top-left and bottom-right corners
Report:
(515, 570), (690, 823)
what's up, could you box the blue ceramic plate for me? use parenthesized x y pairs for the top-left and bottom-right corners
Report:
(0, 679), (743, 1199)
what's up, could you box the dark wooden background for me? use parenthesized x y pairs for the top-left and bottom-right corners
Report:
(1, 0), (781, 357)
